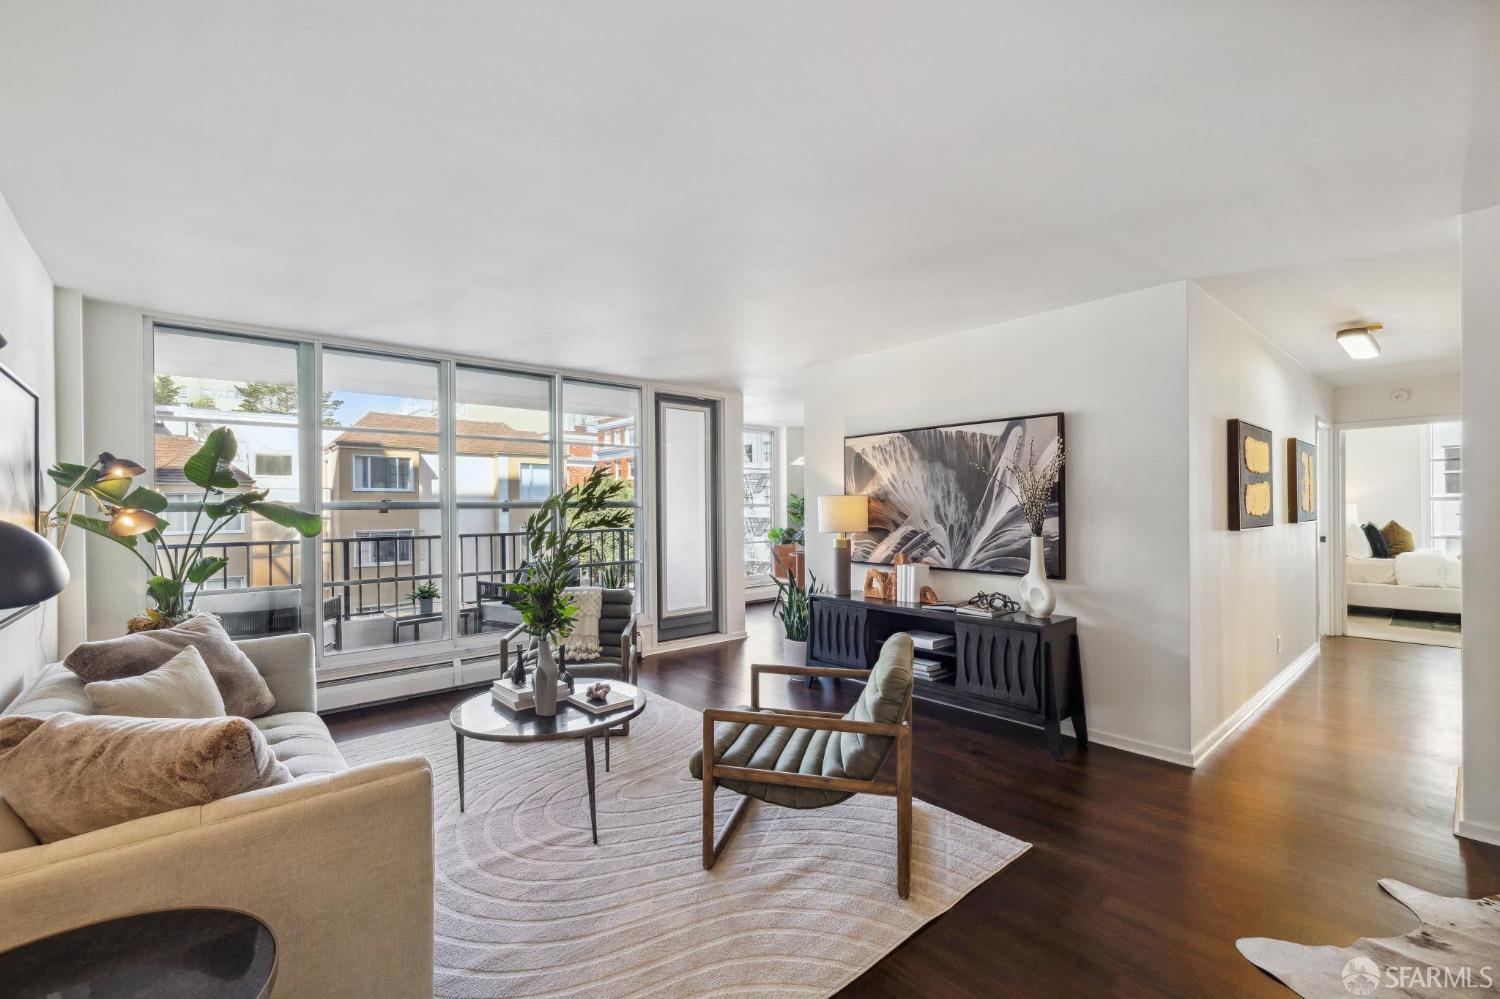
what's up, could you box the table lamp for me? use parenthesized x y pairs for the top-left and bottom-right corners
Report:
(818, 495), (868, 597)
(0, 521), (70, 629)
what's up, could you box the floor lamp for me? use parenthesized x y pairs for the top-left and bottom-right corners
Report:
(818, 495), (868, 598)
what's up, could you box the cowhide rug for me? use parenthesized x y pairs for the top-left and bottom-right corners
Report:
(1237, 880), (1500, 997)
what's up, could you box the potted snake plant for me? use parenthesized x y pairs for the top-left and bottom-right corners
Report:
(774, 570), (821, 666)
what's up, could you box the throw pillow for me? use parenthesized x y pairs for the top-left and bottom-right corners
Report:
(1381, 520), (1415, 556)
(1345, 522), (1373, 559)
(0, 712), (291, 843)
(84, 646), (227, 719)
(561, 587), (603, 661)
(1362, 523), (1391, 560)
(64, 614), (275, 718)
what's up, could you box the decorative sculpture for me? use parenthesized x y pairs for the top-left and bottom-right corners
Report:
(863, 568), (896, 600)
(586, 682), (612, 704)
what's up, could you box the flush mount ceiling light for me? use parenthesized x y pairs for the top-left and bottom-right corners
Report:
(1336, 323), (1383, 360)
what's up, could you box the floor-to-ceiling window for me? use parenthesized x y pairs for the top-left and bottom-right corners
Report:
(1425, 421), (1462, 555)
(742, 428), (776, 583)
(151, 323), (646, 675)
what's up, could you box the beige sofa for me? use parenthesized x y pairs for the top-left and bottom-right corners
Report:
(0, 633), (434, 998)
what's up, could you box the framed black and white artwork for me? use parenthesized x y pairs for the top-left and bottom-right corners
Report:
(843, 412), (1065, 578)
(0, 361), (40, 533)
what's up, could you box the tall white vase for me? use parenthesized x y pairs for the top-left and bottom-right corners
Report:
(1020, 535), (1056, 619)
(533, 639), (559, 716)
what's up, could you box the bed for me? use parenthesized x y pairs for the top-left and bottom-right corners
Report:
(1346, 549), (1462, 616)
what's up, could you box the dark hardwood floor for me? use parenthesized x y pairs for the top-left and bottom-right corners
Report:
(326, 605), (1500, 998)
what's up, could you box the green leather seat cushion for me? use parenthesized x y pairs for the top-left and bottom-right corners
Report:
(688, 633), (913, 809)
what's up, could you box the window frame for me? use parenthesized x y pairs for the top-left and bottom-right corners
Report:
(352, 453), (415, 493)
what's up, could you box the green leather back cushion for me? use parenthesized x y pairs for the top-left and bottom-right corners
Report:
(598, 588), (634, 654)
(837, 632), (913, 779)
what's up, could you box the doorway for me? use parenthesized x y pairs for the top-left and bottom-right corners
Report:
(654, 394), (722, 642)
(1340, 420), (1463, 648)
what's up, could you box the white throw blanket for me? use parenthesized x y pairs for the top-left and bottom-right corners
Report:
(561, 586), (603, 661)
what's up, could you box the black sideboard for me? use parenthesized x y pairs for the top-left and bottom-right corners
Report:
(808, 592), (1087, 760)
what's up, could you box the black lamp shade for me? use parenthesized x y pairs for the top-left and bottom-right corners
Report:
(0, 521), (69, 610)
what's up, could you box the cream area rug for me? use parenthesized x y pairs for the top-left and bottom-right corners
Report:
(1237, 880), (1500, 997)
(340, 693), (1028, 998)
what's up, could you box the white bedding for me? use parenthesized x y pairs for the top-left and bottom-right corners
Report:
(1346, 551), (1461, 590)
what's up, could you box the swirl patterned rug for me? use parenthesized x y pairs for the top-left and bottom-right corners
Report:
(340, 693), (1028, 998)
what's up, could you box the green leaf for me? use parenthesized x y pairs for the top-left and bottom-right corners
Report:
(48, 463), (100, 492)
(120, 486), (169, 513)
(183, 427), (241, 490)
(246, 500), (323, 538)
(146, 576), (183, 605)
(59, 514), (137, 549)
(187, 556), (230, 585)
(204, 489), (267, 521)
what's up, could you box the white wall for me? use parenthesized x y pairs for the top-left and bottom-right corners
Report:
(1460, 206), (1500, 846)
(1334, 372), (1460, 425)
(1186, 285), (1333, 754)
(804, 283), (1195, 761)
(1343, 425), (1424, 534)
(0, 192), (56, 705)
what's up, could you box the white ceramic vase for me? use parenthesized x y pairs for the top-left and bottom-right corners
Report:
(533, 638), (559, 716)
(783, 638), (808, 666)
(1020, 535), (1056, 619)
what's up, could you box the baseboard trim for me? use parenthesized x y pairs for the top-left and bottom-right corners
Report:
(1453, 766), (1500, 847)
(1190, 643), (1320, 768)
(1085, 729), (1195, 768)
(644, 631), (749, 657)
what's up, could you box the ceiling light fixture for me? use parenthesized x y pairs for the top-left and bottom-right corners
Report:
(1336, 323), (1383, 360)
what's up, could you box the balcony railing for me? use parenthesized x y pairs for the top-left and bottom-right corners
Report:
(161, 528), (636, 650)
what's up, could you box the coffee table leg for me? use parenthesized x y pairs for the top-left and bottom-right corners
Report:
(605, 727), (611, 772)
(583, 735), (598, 844)
(456, 731), (466, 813)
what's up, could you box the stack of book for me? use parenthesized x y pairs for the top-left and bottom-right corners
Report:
(492, 677), (570, 713)
(907, 630), (954, 652)
(912, 654), (952, 683)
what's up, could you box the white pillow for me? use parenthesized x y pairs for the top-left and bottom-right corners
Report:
(85, 646), (228, 719)
(561, 587), (603, 662)
(1345, 523), (1373, 559)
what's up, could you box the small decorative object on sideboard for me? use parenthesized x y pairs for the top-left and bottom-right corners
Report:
(973, 433), (1066, 619)
(863, 568), (896, 600)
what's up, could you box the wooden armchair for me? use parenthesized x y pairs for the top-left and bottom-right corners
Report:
(690, 634), (916, 898)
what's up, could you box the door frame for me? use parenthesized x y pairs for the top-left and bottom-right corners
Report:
(654, 393), (722, 642)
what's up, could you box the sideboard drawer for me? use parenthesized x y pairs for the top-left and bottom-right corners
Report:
(955, 623), (1042, 711)
(809, 599), (869, 667)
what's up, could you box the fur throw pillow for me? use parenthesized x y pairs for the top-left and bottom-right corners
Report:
(562, 587), (603, 662)
(64, 614), (276, 718)
(0, 712), (290, 843)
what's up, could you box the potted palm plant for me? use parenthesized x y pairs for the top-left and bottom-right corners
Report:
(45, 427), (323, 630)
(504, 468), (631, 716)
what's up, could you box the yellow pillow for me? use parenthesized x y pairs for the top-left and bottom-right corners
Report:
(1381, 520), (1414, 556)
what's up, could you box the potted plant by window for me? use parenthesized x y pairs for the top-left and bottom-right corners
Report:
(504, 468), (631, 716)
(773, 570), (821, 666)
(409, 581), (441, 616)
(768, 492), (806, 581)
(46, 428), (323, 631)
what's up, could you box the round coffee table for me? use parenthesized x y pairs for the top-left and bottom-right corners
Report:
(450, 681), (648, 843)
(0, 907), (276, 998)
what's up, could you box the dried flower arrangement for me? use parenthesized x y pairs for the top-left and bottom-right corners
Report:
(974, 435), (1066, 537)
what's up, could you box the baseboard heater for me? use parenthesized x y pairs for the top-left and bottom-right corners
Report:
(318, 653), (505, 713)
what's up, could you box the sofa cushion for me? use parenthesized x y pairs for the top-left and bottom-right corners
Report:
(253, 712), (347, 779)
(0, 712), (291, 843)
(562, 658), (627, 682)
(2, 663), (90, 718)
(84, 646), (227, 719)
(0, 798), (38, 851)
(64, 614), (277, 718)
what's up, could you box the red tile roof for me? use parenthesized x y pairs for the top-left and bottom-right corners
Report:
(327, 412), (550, 458)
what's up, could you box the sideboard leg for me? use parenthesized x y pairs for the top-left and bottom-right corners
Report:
(1044, 716), (1064, 760)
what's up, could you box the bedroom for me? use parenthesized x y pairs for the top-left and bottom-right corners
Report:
(1343, 420), (1463, 647)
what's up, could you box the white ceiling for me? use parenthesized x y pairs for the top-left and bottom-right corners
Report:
(1, 2), (1495, 423)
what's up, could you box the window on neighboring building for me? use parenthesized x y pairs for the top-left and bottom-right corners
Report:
(1426, 421), (1462, 556)
(253, 452), (293, 477)
(354, 529), (415, 566)
(520, 462), (551, 501)
(353, 454), (414, 492)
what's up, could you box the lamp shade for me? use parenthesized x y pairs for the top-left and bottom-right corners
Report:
(818, 494), (869, 534)
(0, 521), (69, 611)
